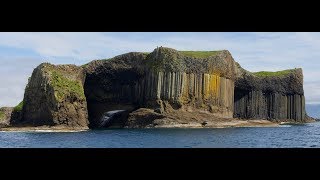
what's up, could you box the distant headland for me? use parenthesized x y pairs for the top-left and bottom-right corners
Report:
(0, 47), (315, 131)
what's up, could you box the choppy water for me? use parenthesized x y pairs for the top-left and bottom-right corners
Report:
(1, 121), (320, 148)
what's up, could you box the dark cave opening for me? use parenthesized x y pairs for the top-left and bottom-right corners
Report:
(84, 69), (144, 128)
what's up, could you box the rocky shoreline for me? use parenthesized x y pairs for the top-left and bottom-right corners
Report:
(1, 119), (316, 132)
(0, 125), (88, 132)
(0, 105), (315, 131)
(0, 120), (278, 132)
(146, 119), (280, 128)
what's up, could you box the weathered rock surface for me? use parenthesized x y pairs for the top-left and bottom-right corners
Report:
(126, 107), (279, 128)
(0, 107), (13, 127)
(12, 63), (88, 128)
(234, 67), (306, 121)
(126, 108), (166, 128)
(8, 46), (312, 129)
(84, 47), (237, 127)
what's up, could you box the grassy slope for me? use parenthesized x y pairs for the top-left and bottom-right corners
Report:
(14, 101), (24, 112)
(51, 70), (85, 102)
(252, 69), (294, 77)
(0, 111), (5, 121)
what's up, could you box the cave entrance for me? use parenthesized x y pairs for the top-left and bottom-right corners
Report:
(98, 110), (129, 128)
(86, 101), (137, 128)
(84, 68), (143, 128)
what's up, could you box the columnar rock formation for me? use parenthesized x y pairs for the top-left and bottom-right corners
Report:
(84, 48), (236, 127)
(4, 47), (310, 129)
(234, 66), (305, 121)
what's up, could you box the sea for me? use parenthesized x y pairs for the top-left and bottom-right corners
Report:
(0, 104), (318, 148)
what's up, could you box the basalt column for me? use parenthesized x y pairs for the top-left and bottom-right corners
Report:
(151, 72), (234, 118)
(234, 90), (305, 121)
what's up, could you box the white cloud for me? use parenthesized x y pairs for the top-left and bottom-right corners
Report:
(0, 57), (42, 107)
(0, 32), (319, 106)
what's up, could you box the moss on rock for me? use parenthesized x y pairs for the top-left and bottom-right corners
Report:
(253, 69), (295, 77)
(0, 111), (5, 121)
(50, 71), (85, 102)
(17, 63), (88, 128)
(13, 101), (24, 112)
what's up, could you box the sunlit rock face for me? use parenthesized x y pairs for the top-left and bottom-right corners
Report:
(84, 47), (238, 127)
(15, 46), (308, 129)
(12, 63), (88, 128)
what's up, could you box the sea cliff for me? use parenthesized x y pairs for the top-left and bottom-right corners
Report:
(0, 47), (313, 130)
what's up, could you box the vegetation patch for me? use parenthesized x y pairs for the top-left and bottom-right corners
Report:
(179, 51), (221, 58)
(14, 101), (24, 112)
(0, 111), (5, 120)
(253, 69), (294, 77)
(51, 71), (85, 102)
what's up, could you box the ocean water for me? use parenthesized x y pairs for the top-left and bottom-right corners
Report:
(306, 104), (320, 119)
(1, 121), (320, 148)
(0, 104), (316, 148)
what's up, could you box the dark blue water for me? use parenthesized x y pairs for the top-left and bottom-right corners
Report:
(1, 121), (320, 148)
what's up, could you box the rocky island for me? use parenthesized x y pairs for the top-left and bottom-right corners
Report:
(0, 47), (315, 131)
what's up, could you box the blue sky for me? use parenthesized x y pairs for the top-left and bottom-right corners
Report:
(1, 32), (320, 106)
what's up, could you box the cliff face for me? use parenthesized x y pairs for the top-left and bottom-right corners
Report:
(84, 48), (237, 127)
(84, 52), (148, 127)
(0, 107), (13, 127)
(234, 66), (305, 121)
(9, 47), (310, 129)
(11, 63), (89, 128)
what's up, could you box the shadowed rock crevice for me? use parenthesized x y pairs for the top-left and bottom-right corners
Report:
(84, 52), (148, 127)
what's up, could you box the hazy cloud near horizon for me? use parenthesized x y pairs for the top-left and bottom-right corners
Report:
(1, 32), (320, 106)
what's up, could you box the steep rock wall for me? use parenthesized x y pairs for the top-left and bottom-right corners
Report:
(0, 107), (13, 127)
(84, 52), (148, 127)
(234, 91), (305, 121)
(154, 72), (234, 117)
(234, 67), (306, 121)
(84, 47), (237, 127)
(14, 46), (309, 129)
(14, 63), (89, 128)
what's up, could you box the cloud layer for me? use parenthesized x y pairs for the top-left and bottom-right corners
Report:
(0, 32), (319, 106)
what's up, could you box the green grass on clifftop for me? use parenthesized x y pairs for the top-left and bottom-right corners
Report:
(179, 51), (220, 58)
(0, 111), (5, 120)
(51, 71), (85, 102)
(253, 69), (294, 77)
(14, 101), (24, 112)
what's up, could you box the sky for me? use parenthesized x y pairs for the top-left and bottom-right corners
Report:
(1, 32), (320, 107)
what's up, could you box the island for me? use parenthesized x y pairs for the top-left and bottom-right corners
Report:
(0, 47), (315, 131)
